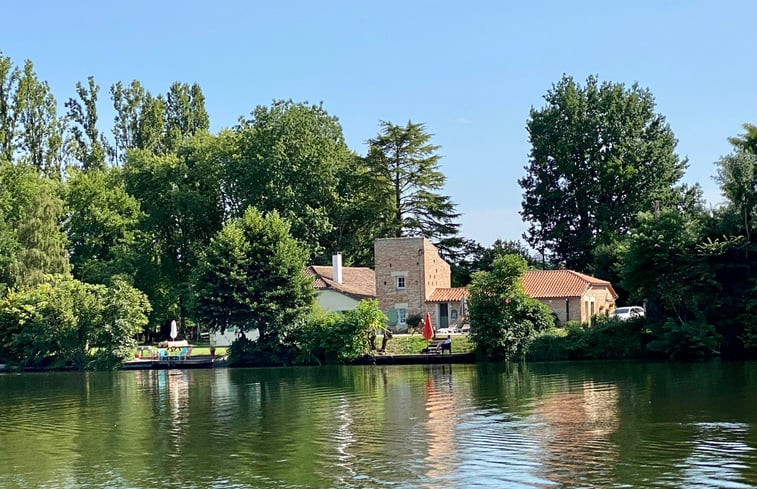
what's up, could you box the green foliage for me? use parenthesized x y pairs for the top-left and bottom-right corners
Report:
(0, 276), (150, 368)
(192, 207), (314, 352)
(14, 60), (64, 178)
(646, 318), (721, 359)
(364, 120), (461, 257)
(122, 137), (224, 327)
(621, 209), (720, 326)
(714, 149), (756, 251)
(225, 100), (352, 256)
(451, 238), (538, 286)
(528, 317), (650, 360)
(66, 76), (109, 171)
(65, 167), (143, 285)
(164, 82), (209, 152)
(468, 254), (555, 360)
(520, 74), (691, 271)
(0, 164), (70, 289)
(0, 51), (18, 163)
(294, 299), (387, 365)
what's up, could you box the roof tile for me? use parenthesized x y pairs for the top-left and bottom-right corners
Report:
(427, 287), (468, 302)
(522, 270), (617, 299)
(306, 265), (376, 300)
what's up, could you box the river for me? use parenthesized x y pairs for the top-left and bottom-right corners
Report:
(1, 361), (756, 488)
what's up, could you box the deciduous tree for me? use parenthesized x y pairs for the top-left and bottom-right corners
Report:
(468, 254), (554, 360)
(66, 76), (109, 171)
(520, 75), (691, 271)
(225, 101), (351, 256)
(192, 207), (314, 352)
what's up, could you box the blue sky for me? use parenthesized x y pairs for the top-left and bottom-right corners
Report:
(3, 0), (755, 246)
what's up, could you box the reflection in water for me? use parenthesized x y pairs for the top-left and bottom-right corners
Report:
(0, 361), (756, 488)
(424, 365), (457, 483)
(528, 380), (620, 486)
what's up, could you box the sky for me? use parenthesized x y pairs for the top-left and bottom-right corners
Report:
(2, 0), (755, 247)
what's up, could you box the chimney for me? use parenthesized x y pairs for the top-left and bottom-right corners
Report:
(332, 252), (343, 284)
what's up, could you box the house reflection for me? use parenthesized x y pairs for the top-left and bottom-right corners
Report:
(423, 365), (458, 481)
(527, 380), (620, 485)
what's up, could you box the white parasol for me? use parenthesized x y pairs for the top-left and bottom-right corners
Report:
(170, 320), (178, 340)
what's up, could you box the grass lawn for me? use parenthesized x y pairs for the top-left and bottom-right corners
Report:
(379, 334), (473, 355)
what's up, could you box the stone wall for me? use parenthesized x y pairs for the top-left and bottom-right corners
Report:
(535, 286), (615, 324)
(374, 237), (451, 329)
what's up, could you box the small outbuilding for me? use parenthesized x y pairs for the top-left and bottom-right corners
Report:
(522, 269), (618, 324)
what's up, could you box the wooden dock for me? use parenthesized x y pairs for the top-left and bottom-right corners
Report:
(122, 355), (226, 370)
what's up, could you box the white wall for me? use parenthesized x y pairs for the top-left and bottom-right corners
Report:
(316, 290), (360, 312)
(210, 328), (259, 347)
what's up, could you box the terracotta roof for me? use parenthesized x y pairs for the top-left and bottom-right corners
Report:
(306, 265), (376, 300)
(427, 287), (468, 302)
(522, 270), (618, 299)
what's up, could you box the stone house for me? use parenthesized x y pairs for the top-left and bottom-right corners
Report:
(306, 252), (376, 313)
(374, 237), (467, 331)
(521, 269), (618, 324)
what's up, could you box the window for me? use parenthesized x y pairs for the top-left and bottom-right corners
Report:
(397, 308), (407, 325)
(396, 276), (406, 289)
(450, 309), (458, 320)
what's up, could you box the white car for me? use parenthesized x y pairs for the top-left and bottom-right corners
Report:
(613, 306), (645, 321)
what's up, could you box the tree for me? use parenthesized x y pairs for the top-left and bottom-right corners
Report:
(714, 149), (756, 252)
(66, 76), (109, 171)
(320, 152), (393, 266)
(224, 101), (352, 256)
(122, 136), (224, 330)
(0, 163), (70, 289)
(619, 208), (726, 358)
(520, 75), (690, 271)
(164, 82), (209, 151)
(0, 276), (150, 368)
(0, 51), (19, 163)
(110, 80), (146, 163)
(192, 208), (314, 353)
(14, 60), (64, 178)
(468, 254), (554, 360)
(65, 167), (143, 285)
(728, 123), (757, 154)
(364, 121), (460, 252)
(450, 238), (537, 286)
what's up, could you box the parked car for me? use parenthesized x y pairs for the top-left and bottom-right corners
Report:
(613, 306), (645, 321)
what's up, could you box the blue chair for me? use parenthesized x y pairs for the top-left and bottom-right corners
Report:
(158, 349), (168, 361)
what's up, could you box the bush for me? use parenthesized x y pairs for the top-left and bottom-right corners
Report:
(646, 318), (721, 359)
(293, 300), (387, 365)
(528, 317), (651, 360)
(0, 276), (150, 369)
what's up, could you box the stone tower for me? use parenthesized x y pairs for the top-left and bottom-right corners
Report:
(374, 237), (451, 330)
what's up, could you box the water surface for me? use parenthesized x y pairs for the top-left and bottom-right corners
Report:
(1, 361), (756, 488)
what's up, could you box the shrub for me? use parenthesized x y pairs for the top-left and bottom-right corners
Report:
(646, 318), (721, 359)
(528, 316), (650, 360)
